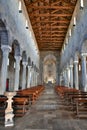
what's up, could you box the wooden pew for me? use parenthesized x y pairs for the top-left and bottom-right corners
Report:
(74, 98), (87, 118)
(17, 85), (44, 104)
(13, 97), (29, 117)
(55, 86), (87, 118)
(12, 85), (44, 117)
(0, 96), (7, 123)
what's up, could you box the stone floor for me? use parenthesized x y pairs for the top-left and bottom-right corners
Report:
(1, 86), (87, 130)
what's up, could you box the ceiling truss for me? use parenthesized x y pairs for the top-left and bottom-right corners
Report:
(24, 0), (77, 51)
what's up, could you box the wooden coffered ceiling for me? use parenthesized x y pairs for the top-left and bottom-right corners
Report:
(24, 0), (77, 51)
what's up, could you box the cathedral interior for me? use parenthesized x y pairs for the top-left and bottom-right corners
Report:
(1, 0), (87, 130)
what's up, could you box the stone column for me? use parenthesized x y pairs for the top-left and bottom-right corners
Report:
(34, 71), (37, 86)
(59, 74), (62, 86)
(35, 72), (38, 86)
(74, 60), (79, 89)
(0, 45), (11, 95)
(33, 69), (35, 86)
(27, 66), (32, 88)
(66, 67), (69, 87)
(37, 72), (39, 85)
(63, 70), (66, 86)
(81, 53), (87, 91)
(69, 64), (73, 88)
(14, 56), (21, 91)
(22, 62), (27, 89)
(30, 67), (33, 87)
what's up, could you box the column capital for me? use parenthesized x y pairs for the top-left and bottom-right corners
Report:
(66, 67), (69, 70)
(74, 60), (78, 64)
(70, 64), (73, 68)
(27, 65), (32, 68)
(1, 45), (11, 54)
(81, 53), (87, 57)
(22, 61), (27, 66)
(15, 55), (22, 61)
(27, 65), (32, 71)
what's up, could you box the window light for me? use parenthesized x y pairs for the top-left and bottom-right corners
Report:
(73, 17), (76, 26)
(66, 37), (68, 44)
(26, 20), (28, 29)
(79, 64), (81, 71)
(80, 0), (84, 9)
(69, 29), (71, 37)
(19, 1), (22, 13)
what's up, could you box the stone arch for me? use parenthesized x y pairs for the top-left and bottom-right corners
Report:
(0, 19), (9, 46)
(28, 57), (32, 66)
(43, 54), (57, 84)
(31, 61), (34, 67)
(12, 40), (20, 56)
(74, 51), (80, 61)
(43, 54), (56, 63)
(22, 51), (27, 62)
(81, 39), (87, 54)
(70, 57), (74, 65)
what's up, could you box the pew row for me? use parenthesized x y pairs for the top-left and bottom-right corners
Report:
(0, 96), (7, 123)
(55, 86), (87, 118)
(13, 85), (44, 117)
(12, 97), (29, 117)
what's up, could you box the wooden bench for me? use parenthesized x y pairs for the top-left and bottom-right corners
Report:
(0, 96), (8, 123)
(55, 86), (87, 118)
(13, 97), (29, 117)
(74, 98), (87, 118)
(17, 86), (44, 104)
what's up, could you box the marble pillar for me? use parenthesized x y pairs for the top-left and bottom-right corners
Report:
(74, 60), (79, 89)
(59, 74), (62, 86)
(27, 66), (32, 88)
(70, 65), (73, 88)
(0, 45), (11, 95)
(22, 62), (27, 89)
(35, 71), (37, 86)
(30, 67), (33, 87)
(64, 70), (67, 86)
(14, 56), (21, 91)
(81, 53), (87, 91)
(66, 67), (69, 87)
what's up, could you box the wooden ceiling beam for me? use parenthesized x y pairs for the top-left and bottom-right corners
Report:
(37, 37), (64, 39)
(39, 47), (61, 49)
(35, 30), (66, 31)
(40, 49), (60, 51)
(27, 5), (75, 9)
(40, 45), (62, 48)
(35, 34), (65, 36)
(33, 24), (68, 27)
(24, 0), (43, 6)
(38, 46), (62, 48)
(36, 37), (65, 38)
(31, 20), (69, 24)
(37, 41), (63, 43)
(29, 13), (72, 17)
(51, 0), (63, 6)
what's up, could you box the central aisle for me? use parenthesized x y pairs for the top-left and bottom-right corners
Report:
(1, 85), (87, 130)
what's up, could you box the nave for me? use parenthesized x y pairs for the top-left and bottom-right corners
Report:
(1, 0), (87, 129)
(1, 85), (87, 130)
